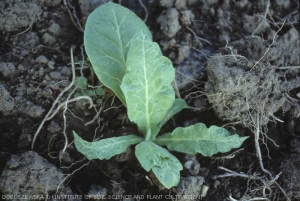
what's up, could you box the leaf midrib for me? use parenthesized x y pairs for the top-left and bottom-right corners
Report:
(142, 39), (150, 133)
(155, 138), (237, 143)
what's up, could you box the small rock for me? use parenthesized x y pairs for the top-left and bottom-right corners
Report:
(61, 66), (72, 76)
(177, 45), (190, 63)
(237, 0), (248, 8)
(243, 14), (270, 35)
(79, 0), (110, 18)
(159, 0), (175, 8)
(0, 84), (14, 115)
(39, 67), (45, 77)
(275, 0), (290, 8)
(157, 8), (181, 38)
(180, 10), (195, 26)
(24, 101), (45, 118)
(48, 60), (55, 69)
(112, 183), (125, 195)
(42, 32), (56, 46)
(187, 0), (199, 6)
(17, 64), (25, 71)
(0, 62), (16, 77)
(36, 55), (48, 64)
(87, 185), (107, 201)
(173, 176), (204, 201)
(0, 151), (64, 197)
(49, 71), (62, 80)
(43, 0), (61, 7)
(48, 22), (61, 36)
(47, 120), (61, 134)
(175, 0), (187, 10)
(184, 155), (200, 175)
(207, 0), (219, 5)
(26, 87), (35, 95)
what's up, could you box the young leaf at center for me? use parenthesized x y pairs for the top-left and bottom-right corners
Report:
(84, 3), (152, 105)
(152, 98), (190, 137)
(121, 33), (175, 137)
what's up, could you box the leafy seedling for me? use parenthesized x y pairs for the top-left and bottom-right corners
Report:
(73, 2), (248, 189)
(74, 76), (104, 104)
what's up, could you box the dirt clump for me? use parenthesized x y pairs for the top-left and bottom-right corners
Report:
(0, 151), (66, 198)
(205, 56), (287, 126)
(205, 25), (300, 126)
(173, 176), (204, 201)
(0, 0), (42, 32)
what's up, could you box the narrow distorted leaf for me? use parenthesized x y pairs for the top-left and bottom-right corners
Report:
(73, 131), (143, 160)
(84, 2), (152, 105)
(155, 123), (248, 156)
(153, 98), (189, 137)
(135, 141), (182, 188)
(121, 33), (175, 136)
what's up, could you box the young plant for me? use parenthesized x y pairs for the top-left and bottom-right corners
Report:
(73, 2), (248, 189)
(74, 76), (104, 104)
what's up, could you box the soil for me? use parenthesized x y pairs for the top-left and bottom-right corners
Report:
(0, 0), (299, 201)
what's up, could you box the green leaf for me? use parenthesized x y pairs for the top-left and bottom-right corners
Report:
(95, 87), (104, 96)
(84, 2), (152, 105)
(84, 89), (96, 97)
(75, 77), (88, 89)
(73, 131), (143, 160)
(135, 141), (182, 189)
(121, 33), (175, 137)
(155, 123), (248, 156)
(153, 98), (189, 137)
(152, 159), (182, 189)
(74, 92), (83, 98)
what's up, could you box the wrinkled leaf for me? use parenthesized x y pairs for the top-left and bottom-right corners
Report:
(135, 141), (182, 189)
(152, 159), (182, 189)
(153, 98), (189, 137)
(84, 2), (152, 105)
(73, 131), (143, 160)
(121, 33), (175, 136)
(155, 123), (248, 156)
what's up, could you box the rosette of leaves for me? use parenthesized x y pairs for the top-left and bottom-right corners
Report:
(73, 2), (248, 189)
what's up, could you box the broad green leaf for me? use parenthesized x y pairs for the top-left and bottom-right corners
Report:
(135, 141), (182, 189)
(121, 33), (175, 137)
(155, 123), (248, 156)
(152, 98), (190, 137)
(84, 2), (152, 105)
(73, 131), (143, 160)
